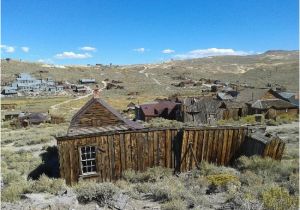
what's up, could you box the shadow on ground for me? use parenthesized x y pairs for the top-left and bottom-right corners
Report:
(28, 146), (60, 180)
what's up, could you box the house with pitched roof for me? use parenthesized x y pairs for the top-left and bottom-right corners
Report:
(135, 100), (181, 122)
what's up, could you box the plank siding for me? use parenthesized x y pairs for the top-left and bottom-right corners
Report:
(57, 127), (284, 184)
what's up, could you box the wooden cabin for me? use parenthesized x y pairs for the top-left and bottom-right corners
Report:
(56, 98), (285, 185)
(250, 99), (298, 119)
(135, 100), (181, 122)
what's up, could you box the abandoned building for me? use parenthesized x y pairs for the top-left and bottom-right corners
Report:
(79, 79), (96, 84)
(1, 73), (64, 95)
(250, 99), (298, 119)
(135, 100), (181, 122)
(180, 97), (223, 125)
(18, 112), (48, 127)
(56, 97), (285, 185)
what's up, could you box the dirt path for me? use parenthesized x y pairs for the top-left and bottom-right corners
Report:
(50, 81), (107, 110)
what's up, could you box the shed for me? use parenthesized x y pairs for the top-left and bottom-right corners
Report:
(251, 99), (298, 119)
(19, 112), (48, 126)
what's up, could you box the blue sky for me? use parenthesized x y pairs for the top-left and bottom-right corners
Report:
(1, 0), (299, 65)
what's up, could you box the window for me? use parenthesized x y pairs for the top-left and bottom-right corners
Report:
(80, 146), (97, 174)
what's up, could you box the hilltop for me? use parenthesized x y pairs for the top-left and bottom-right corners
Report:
(1, 50), (299, 103)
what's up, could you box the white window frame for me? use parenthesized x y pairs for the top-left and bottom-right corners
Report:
(79, 145), (97, 175)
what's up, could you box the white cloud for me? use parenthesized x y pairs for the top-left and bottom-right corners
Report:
(55, 51), (92, 59)
(133, 48), (145, 53)
(21, 46), (30, 53)
(175, 48), (251, 59)
(162, 49), (175, 54)
(80, 46), (96, 52)
(0, 45), (15, 53)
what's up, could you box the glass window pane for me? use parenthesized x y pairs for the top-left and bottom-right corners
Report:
(92, 166), (96, 172)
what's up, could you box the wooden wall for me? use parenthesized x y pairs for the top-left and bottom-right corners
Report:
(179, 127), (248, 172)
(57, 127), (285, 185)
(57, 129), (181, 185)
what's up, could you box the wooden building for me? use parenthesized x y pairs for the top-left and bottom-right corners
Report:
(180, 97), (224, 125)
(56, 98), (285, 185)
(135, 100), (181, 122)
(250, 99), (298, 119)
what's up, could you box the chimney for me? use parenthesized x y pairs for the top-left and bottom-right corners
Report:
(93, 85), (101, 98)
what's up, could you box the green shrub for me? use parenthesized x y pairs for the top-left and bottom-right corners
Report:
(29, 174), (66, 195)
(240, 170), (263, 187)
(2, 170), (23, 185)
(266, 119), (280, 126)
(240, 115), (256, 124)
(261, 186), (298, 210)
(197, 161), (239, 176)
(1, 180), (30, 202)
(123, 167), (172, 183)
(207, 174), (239, 186)
(73, 181), (119, 206)
(236, 156), (298, 183)
(161, 199), (187, 210)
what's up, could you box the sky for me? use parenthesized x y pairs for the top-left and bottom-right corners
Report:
(1, 0), (299, 65)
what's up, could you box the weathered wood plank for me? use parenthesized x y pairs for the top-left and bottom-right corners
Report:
(206, 130), (214, 162)
(202, 130), (209, 161)
(124, 133), (131, 170)
(196, 130), (204, 162)
(211, 130), (219, 163)
(225, 130), (234, 165)
(165, 130), (171, 168)
(108, 135), (114, 181)
(187, 131), (194, 170)
(191, 131), (198, 168)
(148, 132), (154, 167)
(180, 131), (188, 171)
(159, 131), (166, 167)
(119, 134), (126, 174)
(113, 134), (121, 179)
(216, 130), (224, 165)
(221, 130), (229, 165)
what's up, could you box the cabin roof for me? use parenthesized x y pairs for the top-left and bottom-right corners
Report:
(139, 101), (178, 116)
(236, 88), (270, 103)
(251, 99), (297, 110)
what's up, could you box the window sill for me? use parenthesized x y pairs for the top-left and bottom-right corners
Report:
(79, 173), (99, 178)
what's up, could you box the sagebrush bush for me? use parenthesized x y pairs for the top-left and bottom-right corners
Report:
(197, 161), (239, 176)
(207, 174), (240, 187)
(123, 167), (172, 183)
(1, 180), (30, 202)
(236, 156), (298, 182)
(161, 199), (187, 210)
(261, 186), (298, 210)
(28, 174), (67, 195)
(73, 181), (119, 206)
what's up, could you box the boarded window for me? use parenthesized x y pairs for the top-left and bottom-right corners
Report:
(80, 146), (97, 174)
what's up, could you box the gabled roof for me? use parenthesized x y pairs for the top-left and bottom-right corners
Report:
(68, 98), (143, 136)
(251, 99), (297, 110)
(236, 88), (270, 103)
(139, 101), (178, 117)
